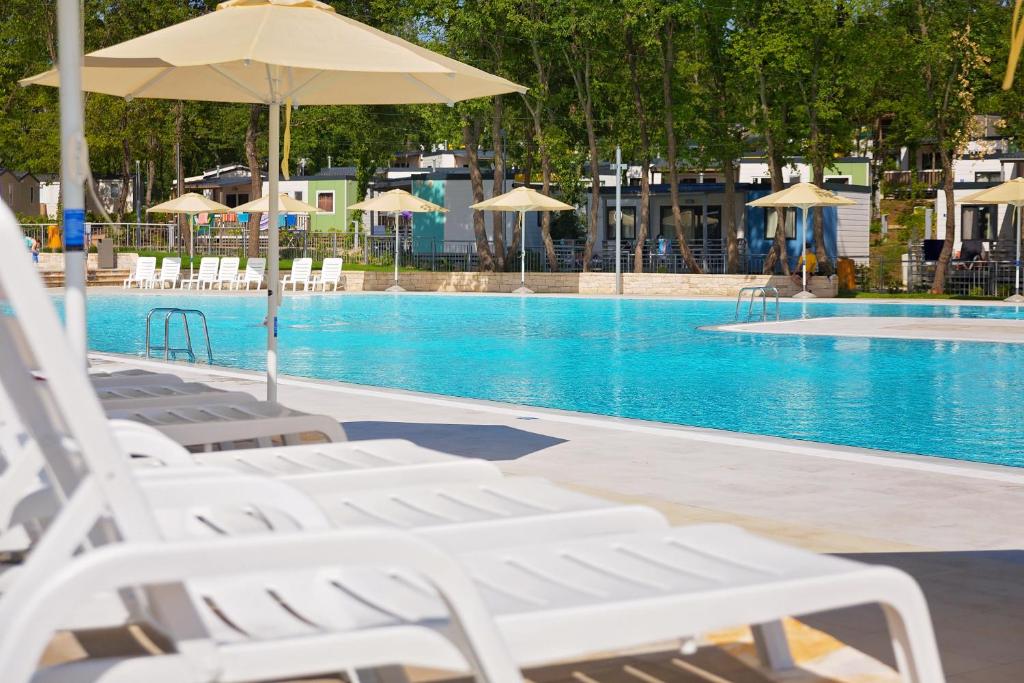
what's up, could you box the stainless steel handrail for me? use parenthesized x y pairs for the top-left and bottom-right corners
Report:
(145, 307), (213, 363)
(735, 286), (780, 322)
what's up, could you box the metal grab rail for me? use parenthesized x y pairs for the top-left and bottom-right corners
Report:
(145, 307), (213, 363)
(735, 286), (780, 322)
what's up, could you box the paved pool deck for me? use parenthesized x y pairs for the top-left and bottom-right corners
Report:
(90, 352), (1024, 683)
(716, 316), (1024, 344)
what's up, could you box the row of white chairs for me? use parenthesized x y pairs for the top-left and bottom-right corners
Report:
(123, 256), (344, 292)
(2, 202), (945, 683)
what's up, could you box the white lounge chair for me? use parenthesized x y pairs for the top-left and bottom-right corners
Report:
(122, 256), (156, 288)
(148, 256), (181, 289)
(181, 256), (219, 290)
(314, 257), (344, 291)
(280, 257), (313, 291)
(212, 256), (239, 290)
(235, 257), (266, 290)
(105, 400), (347, 449)
(0, 200), (946, 683)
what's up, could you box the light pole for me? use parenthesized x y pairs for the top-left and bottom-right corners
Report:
(612, 146), (627, 295)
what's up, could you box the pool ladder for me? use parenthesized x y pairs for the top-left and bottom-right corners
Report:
(735, 286), (780, 322)
(146, 307), (213, 363)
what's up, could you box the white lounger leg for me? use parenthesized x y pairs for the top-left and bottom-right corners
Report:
(751, 621), (794, 671)
(881, 599), (944, 683)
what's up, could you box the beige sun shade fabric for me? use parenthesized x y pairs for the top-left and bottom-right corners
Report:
(146, 193), (230, 215)
(746, 182), (856, 209)
(470, 186), (573, 212)
(959, 177), (1024, 206)
(349, 189), (447, 213)
(19, 0), (525, 105)
(232, 193), (320, 214)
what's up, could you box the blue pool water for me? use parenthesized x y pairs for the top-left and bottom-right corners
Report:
(80, 293), (1024, 467)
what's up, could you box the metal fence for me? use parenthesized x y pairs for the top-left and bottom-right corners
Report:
(21, 221), (1020, 296)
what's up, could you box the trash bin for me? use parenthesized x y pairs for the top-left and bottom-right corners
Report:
(837, 257), (856, 292)
(97, 238), (116, 269)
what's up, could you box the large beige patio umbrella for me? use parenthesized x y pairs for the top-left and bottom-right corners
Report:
(471, 186), (573, 294)
(747, 183), (855, 298)
(959, 178), (1024, 302)
(146, 193), (231, 278)
(349, 189), (446, 292)
(23, 0), (524, 401)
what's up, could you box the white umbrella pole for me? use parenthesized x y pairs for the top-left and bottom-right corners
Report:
(1016, 204), (1021, 295)
(395, 213), (399, 287)
(266, 100), (280, 402)
(520, 211), (526, 287)
(802, 207), (808, 293)
(57, 0), (87, 366)
(189, 214), (194, 279)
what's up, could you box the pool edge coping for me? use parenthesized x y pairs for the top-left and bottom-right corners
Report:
(91, 351), (1024, 486)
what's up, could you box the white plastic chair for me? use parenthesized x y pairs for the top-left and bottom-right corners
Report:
(148, 257), (181, 289)
(212, 256), (239, 290)
(181, 257), (219, 290)
(314, 257), (344, 291)
(122, 256), (156, 288)
(280, 257), (313, 291)
(235, 257), (266, 290)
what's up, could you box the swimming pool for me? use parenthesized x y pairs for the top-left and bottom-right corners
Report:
(80, 293), (1024, 467)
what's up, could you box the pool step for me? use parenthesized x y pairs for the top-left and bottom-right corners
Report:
(38, 268), (133, 288)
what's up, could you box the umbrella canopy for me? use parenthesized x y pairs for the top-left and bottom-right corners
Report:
(746, 182), (856, 209)
(233, 193), (320, 214)
(19, 0), (525, 105)
(22, 0), (522, 403)
(470, 186), (573, 212)
(349, 189), (447, 214)
(959, 177), (1024, 206)
(146, 192), (230, 215)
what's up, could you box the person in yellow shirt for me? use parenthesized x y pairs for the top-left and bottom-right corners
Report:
(794, 248), (817, 286)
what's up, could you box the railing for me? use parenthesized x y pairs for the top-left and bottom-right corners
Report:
(735, 286), (781, 322)
(145, 307), (213, 363)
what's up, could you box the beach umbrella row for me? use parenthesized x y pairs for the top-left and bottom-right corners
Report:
(23, 0), (525, 402)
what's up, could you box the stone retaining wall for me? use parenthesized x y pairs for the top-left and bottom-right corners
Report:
(37, 252), (139, 272)
(346, 270), (837, 297)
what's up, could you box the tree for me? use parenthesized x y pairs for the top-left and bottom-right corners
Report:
(660, 10), (702, 273)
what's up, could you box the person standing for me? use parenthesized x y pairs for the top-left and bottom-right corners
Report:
(23, 234), (40, 263)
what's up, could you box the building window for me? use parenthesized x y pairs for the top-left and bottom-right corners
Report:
(961, 205), (998, 241)
(605, 206), (636, 240)
(764, 208), (797, 240)
(920, 151), (940, 171)
(317, 191), (335, 214)
(294, 191), (303, 201)
(824, 176), (851, 184)
(753, 177), (772, 186)
(975, 171), (1001, 183)
(225, 193), (249, 208)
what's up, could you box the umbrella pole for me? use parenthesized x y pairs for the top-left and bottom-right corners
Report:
(1010, 203), (1024, 302)
(395, 212), (399, 286)
(267, 100), (280, 402)
(792, 205), (815, 299)
(189, 214), (194, 279)
(520, 211), (525, 287)
(57, 0), (88, 366)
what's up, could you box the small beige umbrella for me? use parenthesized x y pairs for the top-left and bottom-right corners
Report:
(747, 183), (855, 298)
(349, 189), (447, 291)
(146, 193), (231, 278)
(959, 178), (1024, 302)
(471, 186), (573, 294)
(23, 0), (524, 402)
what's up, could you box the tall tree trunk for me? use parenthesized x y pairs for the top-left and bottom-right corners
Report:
(116, 131), (131, 219)
(812, 162), (829, 273)
(930, 151), (955, 293)
(244, 104), (262, 258)
(145, 157), (155, 205)
(661, 20), (702, 273)
(626, 27), (651, 274)
(463, 116), (494, 271)
(511, 130), (534, 267)
(523, 95), (558, 271)
(756, 68), (789, 275)
(723, 159), (740, 273)
(491, 96), (507, 270)
(566, 44), (600, 271)
(174, 101), (188, 253)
